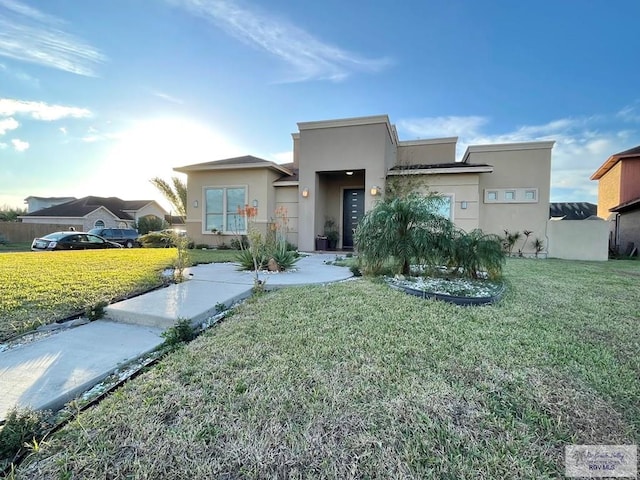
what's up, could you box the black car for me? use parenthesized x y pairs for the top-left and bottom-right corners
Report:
(87, 228), (140, 248)
(31, 232), (124, 251)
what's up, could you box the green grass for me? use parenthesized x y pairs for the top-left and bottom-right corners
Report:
(16, 258), (639, 478)
(0, 248), (237, 341)
(0, 242), (31, 252)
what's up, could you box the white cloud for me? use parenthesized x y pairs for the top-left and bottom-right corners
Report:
(152, 90), (184, 105)
(59, 126), (67, 135)
(398, 116), (489, 139)
(0, 116), (18, 134)
(0, 98), (91, 120)
(0, 141), (6, 148)
(168, 0), (391, 82)
(0, 0), (106, 76)
(397, 109), (640, 202)
(270, 151), (293, 164)
(11, 138), (29, 151)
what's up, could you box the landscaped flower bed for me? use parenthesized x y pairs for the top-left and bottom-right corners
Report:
(387, 275), (505, 305)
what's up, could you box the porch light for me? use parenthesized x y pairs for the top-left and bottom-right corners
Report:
(461, 201), (468, 209)
(193, 200), (199, 208)
(370, 185), (381, 196)
(252, 199), (258, 208)
(302, 187), (310, 198)
(346, 171), (354, 176)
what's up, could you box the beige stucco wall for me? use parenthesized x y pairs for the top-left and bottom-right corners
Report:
(396, 140), (456, 166)
(547, 219), (609, 261)
(597, 162), (622, 219)
(184, 168), (279, 247)
(274, 186), (299, 246)
(473, 145), (552, 250)
(129, 203), (167, 223)
(411, 173), (480, 233)
(297, 122), (392, 251)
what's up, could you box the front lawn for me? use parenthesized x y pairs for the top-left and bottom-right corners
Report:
(0, 248), (238, 341)
(18, 259), (640, 478)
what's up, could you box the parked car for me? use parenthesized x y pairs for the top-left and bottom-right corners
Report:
(31, 232), (123, 251)
(87, 228), (140, 248)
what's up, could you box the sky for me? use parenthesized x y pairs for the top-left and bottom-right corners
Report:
(1, 0), (639, 212)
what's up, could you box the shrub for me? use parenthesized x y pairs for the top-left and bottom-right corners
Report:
(161, 319), (197, 347)
(269, 243), (299, 271)
(136, 216), (166, 235)
(230, 236), (249, 250)
(448, 229), (505, 279)
(235, 248), (268, 271)
(354, 193), (452, 275)
(85, 301), (108, 321)
(0, 407), (50, 467)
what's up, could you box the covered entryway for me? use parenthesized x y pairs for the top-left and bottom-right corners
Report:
(313, 170), (365, 250)
(342, 188), (365, 249)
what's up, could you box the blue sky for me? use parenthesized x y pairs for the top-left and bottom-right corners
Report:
(1, 0), (639, 211)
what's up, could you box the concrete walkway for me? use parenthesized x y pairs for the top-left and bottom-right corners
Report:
(0, 253), (351, 421)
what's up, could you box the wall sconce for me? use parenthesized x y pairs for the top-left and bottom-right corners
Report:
(302, 187), (310, 198)
(252, 199), (258, 208)
(346, 171), (354, 176)
(461, 201), (468, 210)
(193, 200), (199, 208)
(370, 185), (381, 196)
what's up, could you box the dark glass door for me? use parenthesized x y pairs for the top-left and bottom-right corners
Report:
(342, 188), (365, 249)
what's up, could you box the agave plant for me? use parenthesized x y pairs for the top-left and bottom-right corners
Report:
(354, 193), (452, 275)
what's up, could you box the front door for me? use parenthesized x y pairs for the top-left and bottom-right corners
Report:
(342, 188), (365, 249)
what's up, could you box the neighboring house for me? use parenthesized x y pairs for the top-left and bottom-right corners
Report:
(609, 197), (640, 255)
(591, 145), (640, 253)
(20, 196), (168, 232)
(175, 114), (555, 253)
(549, 202), (597, 220)
(23, 196), (76, 214)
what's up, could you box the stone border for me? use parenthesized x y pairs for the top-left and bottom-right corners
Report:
(390, 283), (505, 306)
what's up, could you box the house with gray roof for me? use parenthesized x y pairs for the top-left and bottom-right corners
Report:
(20, 196), (168, 232)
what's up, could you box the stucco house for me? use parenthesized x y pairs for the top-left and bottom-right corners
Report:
(23, 196), (77, 214)
(175, 115), (555, 253)
(20, 196), (168, 232)
(590, 145), (640, 254)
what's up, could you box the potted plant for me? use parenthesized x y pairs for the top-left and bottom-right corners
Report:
(324, 218), (339, 250)
(315, 234), (328, 251)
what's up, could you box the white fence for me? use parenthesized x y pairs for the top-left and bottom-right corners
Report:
(546, 218), (609, 261)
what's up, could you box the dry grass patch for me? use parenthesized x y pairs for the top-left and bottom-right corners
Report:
(17, 259), (640, 479)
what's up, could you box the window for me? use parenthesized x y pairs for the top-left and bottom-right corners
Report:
(525, 190), (536, 200)
(434, 195), (453, 220)
(94, 219), (105, 228)
(487, 191), (498, 201)
(504, 190), (515, 201)
(205, 186), (247, 233)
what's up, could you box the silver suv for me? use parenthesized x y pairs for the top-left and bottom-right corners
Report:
(88, 228), (140, 248)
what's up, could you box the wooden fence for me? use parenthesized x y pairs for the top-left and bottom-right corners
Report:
(0, 222), (77, 243)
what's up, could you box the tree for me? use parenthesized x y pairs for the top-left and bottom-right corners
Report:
(0, 205), (26, 222)
(150, 176), (187, 218)
(354, 193), (451, 276)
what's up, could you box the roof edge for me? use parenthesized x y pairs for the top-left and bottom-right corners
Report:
(462, 140), (555, 163)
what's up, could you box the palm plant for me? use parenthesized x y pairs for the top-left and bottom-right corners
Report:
(150, 176), (187, 218)
(450, 229), (505, 279)
(354, 193), (452, 276)
(502, 230), (521, 256)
